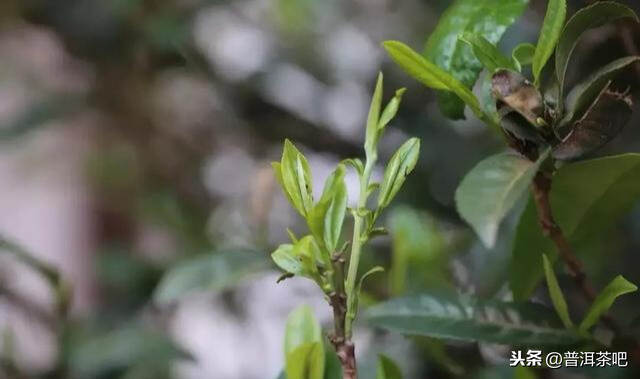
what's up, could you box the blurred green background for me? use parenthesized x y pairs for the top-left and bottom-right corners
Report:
(0, 0), (639, 378)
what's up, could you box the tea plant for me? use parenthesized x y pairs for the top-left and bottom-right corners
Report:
(366, 0), (640, 366)
(271, 73), (419, 378)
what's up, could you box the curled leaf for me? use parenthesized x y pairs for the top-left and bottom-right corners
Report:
(271, 236), (325, 284)
(553, 84), (632, 160)
(561, 56), (640, 127)
(342, 158), (364, 176)
(512, 43), (536, 70)
(492, 69), (545, 127)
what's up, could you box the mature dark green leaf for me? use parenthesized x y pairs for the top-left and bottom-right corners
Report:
(455, 150), (548, 248)
(532, 0), (566, 85)
(376, 355), (403, 379)
(153, 249), (268, 304)
(383, 41), (483, 119)
(423, 0), (529, 119)
(67, 326), (190, 378)
(365, 73), (384, 158)
(512, 43), (536, 70)
(459, 33), (517, 72)
(553, 84), (632, 160)
(579, 276), (637, 332)
(285, 305), (323, 355)
(511, 154), (640, 300)
(561, 56), (640, 127)
(389, 207), (448, 295)
(377, 138), (420, 209)
(555, 1), (638, 101)
(286, 342), (325, 379)
(366, 293), (583, 345)
(542, 254), (573, 328)
(308, 164), (348, 253)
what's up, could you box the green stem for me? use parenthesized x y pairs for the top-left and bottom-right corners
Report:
(344, 156), (375, 338)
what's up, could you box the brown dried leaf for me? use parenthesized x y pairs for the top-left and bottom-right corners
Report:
(553, 83), (632, 160)
(492, 69), (545, 126)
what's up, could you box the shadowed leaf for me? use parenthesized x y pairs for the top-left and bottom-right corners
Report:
(555, 1), (638, 102)
(455, 150), (548, 248)
(367, 292), (583, 345)
(511, 154), (640, 300)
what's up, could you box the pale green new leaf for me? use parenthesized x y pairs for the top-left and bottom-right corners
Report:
(532, 0), (566, 86)
(512, 43), (536, 70)
(272, 236), (323, 282)
(347, 266), (384, 323)
(284, 305), (323, 355)
(272, 244), (303, 276)
(579, 276), (637, 332)
(555, 1), (638, 101)
(455, 150), (548, 249)
(365, 73), (384, 158)
(383, 41), (484, 119)
(459, 33), (517, 72)
(323, 348), (343, 379)
(280, 140), (314, 217)
(308, 165), (347, 253)
(376, 355), (403, 379)
(341, 158), (364, 176)
(423, 0), (529, 119)
(377, 138), (420, 209)
(366, 293), (583, 345)
(542, 254), (573, 328)
(379, 88), (407, 130)
(511, 154), (640, 300)
(285, 342), (325, 379)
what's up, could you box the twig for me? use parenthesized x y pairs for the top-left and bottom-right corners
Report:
(531, 170), (620, 334)
(329, 251), (357, 379)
